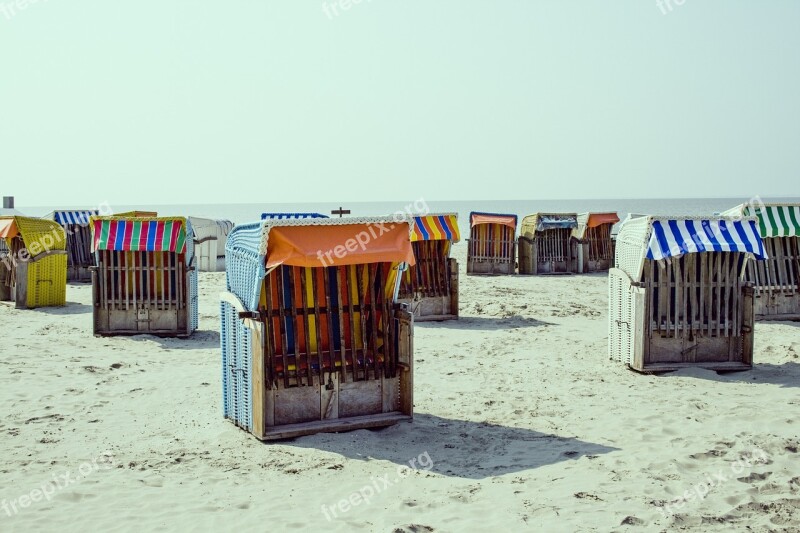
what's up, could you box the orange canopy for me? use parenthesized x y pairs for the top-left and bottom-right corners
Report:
(0, 218), (19, 239)
(586, 212), (620, 228)
(265, 221), (416, 269)
(470, 213), (517, 230)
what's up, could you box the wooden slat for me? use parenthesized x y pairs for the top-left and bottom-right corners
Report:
(322, 267), (339, 383)
(292, 267), (312, 385)
(345, 265), (359, 380)
(275, 268), (290, 389)
(263, 273), (276, 388)
(367, 263), (380, 381)
(309, 268), (324, 379)
(355, 264), (370, 380)
(334, 267), (349, 382)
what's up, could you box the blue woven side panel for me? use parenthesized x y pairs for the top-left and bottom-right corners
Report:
(226, 222), (265, 311)
(221, 221), (260, 431)
(221, 300), (232, 420)
(220, 300), (252, 430)
(186, 218), (199, 332)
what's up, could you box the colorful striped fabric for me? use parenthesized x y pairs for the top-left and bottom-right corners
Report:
(645, 219), (766, 261)
(92, 218), (187, 253)
(261, 213), (329, 220)
(744, 205), (800, 238)
(49, 210), (98, 226)
(410, 214), (460, 242)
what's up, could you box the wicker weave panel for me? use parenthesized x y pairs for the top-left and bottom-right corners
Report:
(608, 268), (634, 365)
(220, 300), (252, 431)
(27, 254), (67, 308)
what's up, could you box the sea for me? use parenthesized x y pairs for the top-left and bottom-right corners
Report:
(19, 197), (800, 236)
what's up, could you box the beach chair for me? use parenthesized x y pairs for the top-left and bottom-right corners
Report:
(518, 213), (579, 275)
(572, 212), (620, 273)
(44, 210), (98, 282)
(723, 203), (800, 320)
(188, 216), (234, 272)
(397, 213), (460, 321)
(0, 216), (67, 309)
(90, 215), (198, 337)
(609, 215), (765, 372)
(467, 212), (517, 275)
(220, 216), (415, 440)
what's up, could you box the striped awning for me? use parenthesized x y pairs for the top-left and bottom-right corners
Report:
(646, 219), (766, 261)
(91, 218), (187, 253)
(749, 205), (800, 238)
(410, 214), (460, 243)
(49, 210), (98, 226)
(261, 213), (328, 220)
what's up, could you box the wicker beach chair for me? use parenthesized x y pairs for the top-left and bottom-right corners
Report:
(220, 216), (415, 440)
(609, 215), (765, 372)
(44, 210), (98, 282)
(466, 212), (517, 275)
(397, 213), (460, 321)
(90, 215), (198, 337)
(722, 203), (800, 320)
(0, 216), (67, 308)
(518, 213), (579, 275)
(572, 212), (620, 273)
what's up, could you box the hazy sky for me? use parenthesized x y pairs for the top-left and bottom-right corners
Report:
(1, 1), (798, 207)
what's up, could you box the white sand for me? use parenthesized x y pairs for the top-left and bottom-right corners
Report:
(1, 243), (798, 532)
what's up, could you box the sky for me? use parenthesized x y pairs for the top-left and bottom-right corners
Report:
(1, 0), (798, 207)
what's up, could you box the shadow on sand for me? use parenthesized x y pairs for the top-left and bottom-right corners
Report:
(417, 315), (553, 332)
(661, 361), (800, 389)
(283, 413), (618, 479)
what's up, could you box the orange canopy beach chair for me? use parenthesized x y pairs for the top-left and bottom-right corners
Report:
(220, 216), (416, 440)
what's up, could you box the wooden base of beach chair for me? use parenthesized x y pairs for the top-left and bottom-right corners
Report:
(67, 265), (93, 283)
(609, 257), (756, 374)
(752, 290), (800, 321)
(257, 412), (412, 441)
(627, 361), (752, 374)
(398, 294), (458, 322)
(745, 235), (800, 321)
(91, 251), (195, 338)
(247, 374), (412, 441)
(518, 233), (578, 275)
(466, 259), (515, 275)
(398, 259), (459, 321)
(581, 257), (613, 274)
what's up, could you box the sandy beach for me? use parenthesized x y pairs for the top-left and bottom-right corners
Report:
(1, 242), (798, 532)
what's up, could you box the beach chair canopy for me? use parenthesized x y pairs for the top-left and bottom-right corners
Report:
(469, 212), (517, 230)
(114, 211), (159, 218)
(409, 213), (460, 243)
(722, 203), (800, 238)
(261, 212), (329, 220)
(45, 210), (98, 226)
(616, 215), (766, 282)
(90, 216), (189, 253)
(227, 216), (416, 312)
(0, 216), (66, 257)
(572, 212), (620, 240)
(188, 216), (234, 242)
(520, 213), (578, 239)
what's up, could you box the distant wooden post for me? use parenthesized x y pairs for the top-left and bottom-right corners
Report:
(331, 207), (351, 218)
